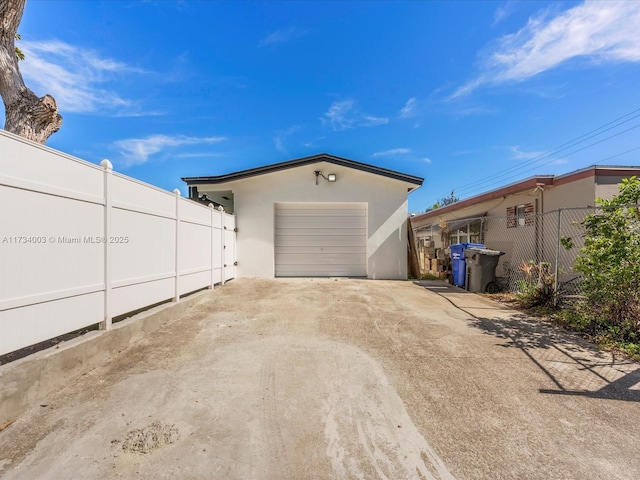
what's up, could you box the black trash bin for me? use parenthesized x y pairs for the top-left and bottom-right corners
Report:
(464, 248), (504, 293)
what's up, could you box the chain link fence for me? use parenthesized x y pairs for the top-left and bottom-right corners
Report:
(481, 208), (594, 296)
(413, 207), (633, 302)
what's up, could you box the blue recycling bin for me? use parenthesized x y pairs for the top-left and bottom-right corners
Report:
(450, 243), (485, 287)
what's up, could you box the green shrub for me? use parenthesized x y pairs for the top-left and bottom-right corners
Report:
(574, 176), (640, 342)
(516, 260), (555, 308)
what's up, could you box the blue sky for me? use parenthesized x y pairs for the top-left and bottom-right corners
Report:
(7, 0), (640, 212)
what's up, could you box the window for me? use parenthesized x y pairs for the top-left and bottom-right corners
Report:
(516, 205), (526, 227)
(451, 227), (469, 244)
(507, 203), (534, 228)
(449, 220), (482, 244)
(418, 236), (433, 248)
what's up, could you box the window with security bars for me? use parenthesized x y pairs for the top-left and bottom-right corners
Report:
(507, 203), (534, 228)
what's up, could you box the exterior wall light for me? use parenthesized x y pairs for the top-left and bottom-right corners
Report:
(314, 171), (337, 185)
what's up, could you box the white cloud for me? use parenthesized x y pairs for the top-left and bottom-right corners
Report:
(259, 27), (304, 47)
(372, 148), (411, 157)
(422, 157), (432, 164)
(323, 99), (356, 130)
(551, 158), (569, 165)
(19, 40), (146, 114)
(450, 78), (485, 99)
(361, 115), (389, 127)
(273, 125), (301, 154)
(509, 146), (545, 160)
(450, 105), (499, 118)
(493, 2), (516, 26)
(398, 97), (418, 118)
(113, 134), (226, 167)
(452, 1), (640, 97)
(274, 137), (286, 154)
(322, 99), (388, 131)
(174, 152), (224, 159)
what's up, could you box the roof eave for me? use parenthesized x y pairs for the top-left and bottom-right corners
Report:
(412, 175), (554, 222)
(181, 153), (424, 187)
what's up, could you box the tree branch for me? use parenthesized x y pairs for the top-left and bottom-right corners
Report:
(0, 0), (62, 143)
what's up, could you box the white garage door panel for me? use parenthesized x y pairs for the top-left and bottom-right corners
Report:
(276, 253), (366, 264)
(275, 203), (366, 277)
(276, 216), (366, 228)
(275, 246), (364, 254)
(277, 206), (364, 214)
(277, 264), (366, 276)
(276, 228), (366, 237)
(275, 236), (364, 247)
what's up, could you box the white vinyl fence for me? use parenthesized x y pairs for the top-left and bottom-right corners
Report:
(0, 130), (236, 356)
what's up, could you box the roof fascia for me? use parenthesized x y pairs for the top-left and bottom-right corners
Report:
(412, 176), (553, 222)
(412, 165), (640, 222)
(181, 153), (424, 187)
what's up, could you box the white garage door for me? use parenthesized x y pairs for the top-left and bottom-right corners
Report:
(275, 203), (367, 277)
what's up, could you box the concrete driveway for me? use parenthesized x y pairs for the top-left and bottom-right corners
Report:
(1, 278), (640, 479)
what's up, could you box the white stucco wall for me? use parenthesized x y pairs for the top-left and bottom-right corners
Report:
(544, 176), (596, 211)
(198, 162), (414, 279)
(595, 174), (637, 202)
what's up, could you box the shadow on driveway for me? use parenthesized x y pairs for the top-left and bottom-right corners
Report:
(415, 280), (640, 403)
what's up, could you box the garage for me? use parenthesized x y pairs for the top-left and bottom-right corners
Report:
(274, 203), (366, 277)
(182, 153), (423, 279)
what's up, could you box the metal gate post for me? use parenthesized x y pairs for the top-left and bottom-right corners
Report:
(553, 209), (561, 306)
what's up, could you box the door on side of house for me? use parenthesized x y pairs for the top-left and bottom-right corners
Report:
(274, 202), (367, 277)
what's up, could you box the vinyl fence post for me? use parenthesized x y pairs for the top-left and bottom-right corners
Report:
(100, 159), (113, 330)
(553, 209), (562, 306)
(174, 189), (181, 303)
(220, 206), (226, 285)
(210, 204), (215, 289)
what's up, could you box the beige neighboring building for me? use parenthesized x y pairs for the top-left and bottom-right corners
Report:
(182, 154), (423, 280)
(410, 165), (640, 284)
